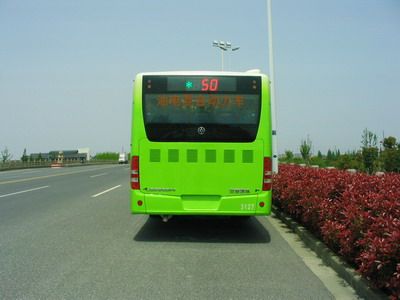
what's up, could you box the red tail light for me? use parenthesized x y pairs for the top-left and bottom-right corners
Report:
(131, 156), (140, 190)
(263, 157), (272, 191)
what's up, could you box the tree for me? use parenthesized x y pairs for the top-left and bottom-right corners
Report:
(317, 150), (323, 159)
(361, 128), (377, 148)
(21, 148), (28, 163)
(326, 149), (334, 161)
(336, 153), (362, 170)
(361, 128), (379, 174)
(284, 150), (294, 161)
(300, 136), (312, 163)
(381, 136), (400, 172)
(383, 136), (397, 150)
(49, 152), (56, 161)
(93, 152), (119, 161)
(1, 147), (12, 163)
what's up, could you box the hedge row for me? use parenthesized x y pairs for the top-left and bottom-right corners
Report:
(273, 164), (400, 299)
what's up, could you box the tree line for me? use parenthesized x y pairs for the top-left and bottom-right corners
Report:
(281, 129), (400, 174)
(1, 149), (127, 163)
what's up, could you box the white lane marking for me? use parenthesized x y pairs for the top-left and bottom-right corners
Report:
(0, 165), (120, 185)
(0, 186), (50, 198)
(90, 173), (108, 178)
(21, 170), (40, 175)
(91, 185), (121, 198)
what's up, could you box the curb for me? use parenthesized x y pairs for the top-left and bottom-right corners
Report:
(272, 206), (387, 300)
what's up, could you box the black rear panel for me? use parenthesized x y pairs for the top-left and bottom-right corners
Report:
(142, 75), (261, 142)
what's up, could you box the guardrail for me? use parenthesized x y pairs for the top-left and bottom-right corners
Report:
(0, 160), (119, 171)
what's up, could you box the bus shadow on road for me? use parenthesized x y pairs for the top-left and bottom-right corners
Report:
(134, 216), (270, 243)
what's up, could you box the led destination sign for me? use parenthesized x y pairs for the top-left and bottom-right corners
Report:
(168, 77), (236, 92)
(142, 75), (262, 142)
(153, 94), (247, 109)
(144, 75), (260, 94)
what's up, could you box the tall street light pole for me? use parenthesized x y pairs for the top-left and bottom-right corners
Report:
(267, 0), (278, 173)
(229, 46), (240, 71)
(213, 41), (240, 71)
(221, 47), (226, 71)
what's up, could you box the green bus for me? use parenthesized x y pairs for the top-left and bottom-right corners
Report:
(131, 71), (272, 218)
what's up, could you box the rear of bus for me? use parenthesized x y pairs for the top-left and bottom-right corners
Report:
(131, 72), (272, 216)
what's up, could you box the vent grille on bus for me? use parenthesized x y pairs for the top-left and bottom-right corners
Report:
(168, 149), (179, 162)
(205, 150), (216, 163)
(150, 149), (160, 162)
(187, 150), (198, 163)
(149, 149), (254, 163)
(224, 150), (235, 163)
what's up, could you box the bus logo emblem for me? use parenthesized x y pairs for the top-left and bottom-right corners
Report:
(197, 126), (206, 135)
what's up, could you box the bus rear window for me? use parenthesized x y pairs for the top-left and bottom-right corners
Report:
(142, 76), (261, 142)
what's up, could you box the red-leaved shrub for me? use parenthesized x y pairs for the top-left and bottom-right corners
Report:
(273, 164), (400, 298)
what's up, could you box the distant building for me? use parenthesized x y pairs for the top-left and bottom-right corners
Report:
(30, 148), (90, 162)
(78, 148), (90, 161)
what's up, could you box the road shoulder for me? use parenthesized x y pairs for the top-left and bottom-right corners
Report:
(268, 208), (387, 299)
(265, 213), (362, 299)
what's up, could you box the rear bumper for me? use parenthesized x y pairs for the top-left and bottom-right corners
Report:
(131, 190), (271, 216)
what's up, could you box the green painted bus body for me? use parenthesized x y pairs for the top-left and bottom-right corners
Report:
(131, 72), (272, 216)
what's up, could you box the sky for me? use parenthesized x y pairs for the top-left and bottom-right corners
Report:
(1, 0), (399, 158)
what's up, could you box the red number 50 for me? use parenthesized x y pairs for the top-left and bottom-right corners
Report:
(201, 78), (219, 91)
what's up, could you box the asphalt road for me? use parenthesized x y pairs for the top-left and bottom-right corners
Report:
(0, 165), (359, 299)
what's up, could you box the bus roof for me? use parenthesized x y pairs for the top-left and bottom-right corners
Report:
(136, 71), (268, 78)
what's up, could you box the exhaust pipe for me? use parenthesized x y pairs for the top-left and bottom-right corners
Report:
(161, 215), (172, 223)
